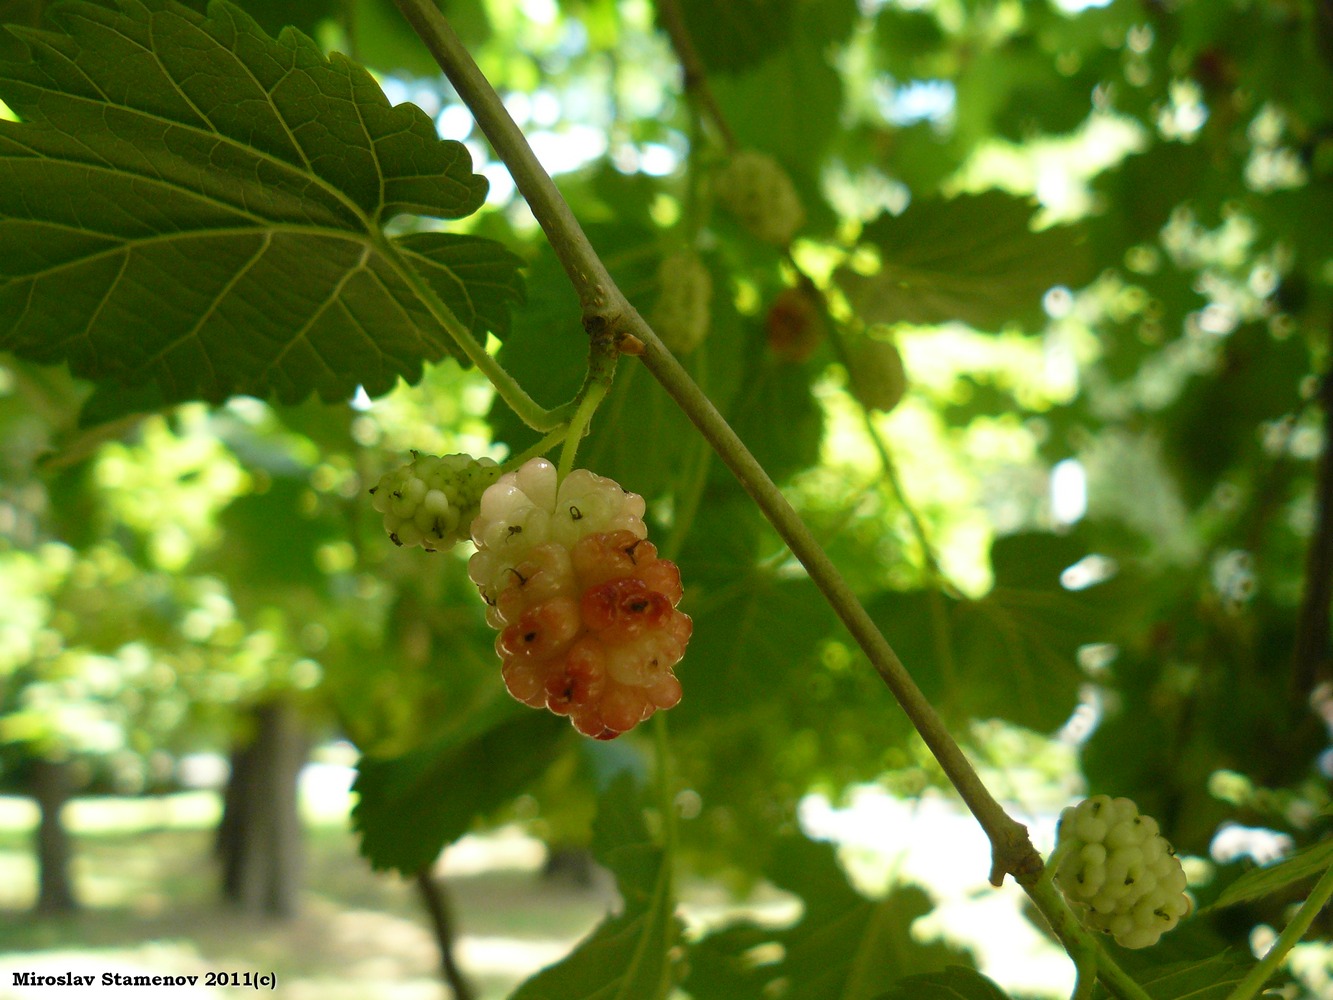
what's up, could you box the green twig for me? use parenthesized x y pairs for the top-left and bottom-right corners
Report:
(557, 333), (620, 478)
(383, 238), (574, 431)
(414, 867), (476, 1000)
(654, 0), (739, 153)
(505, 425), (569, 470)
(1224, 860), (1333, 1000)
(1027, 877), (1154, 1000)
(558, 381), (608, 479)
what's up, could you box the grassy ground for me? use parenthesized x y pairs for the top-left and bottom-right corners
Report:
(0, 790), (614, 1000)
(0, 779), (1078, 999)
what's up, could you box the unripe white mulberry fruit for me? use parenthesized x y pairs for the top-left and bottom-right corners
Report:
(467, 458), (646, 614)
(715, 150), (806, 247)
(369, 452), (501, 551)
(1053, 795), (1192, 949)
(651, 251), (713, 354)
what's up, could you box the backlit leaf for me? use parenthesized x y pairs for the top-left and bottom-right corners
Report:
(685, 835), (974, 1000)
(1092, 951), (1259, 1000)
(837, 193), (1089, 331)
(353, 708), (567, 874)
(1208, 839), (1333, 911)
(0, 0), (515, 421)
(510, 774), (680, 1000)
(874, 966), (1011, 1000)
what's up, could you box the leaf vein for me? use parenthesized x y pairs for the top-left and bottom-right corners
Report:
(134, 230), (273, 382)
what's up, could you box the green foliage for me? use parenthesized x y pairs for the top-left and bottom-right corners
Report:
(1208, 839), (1333, 912)
(0, 0), (50, 29)
(873, 966), (1010, 1000)
(868, 530), (1127, 733)
(0, 0), (515, 421)
(4, 0), (1333, 996)
(708, 2), (847, 225)
(352, 707), (569, 874)
(674, 0), (794, 75)
(510, 774), (680, 1000)
(685, 835), (974, 999)
(837, 193), (1090, 332)
(1091, 952), (1260, 1000)
(202, 0), (335, 39)
(684, 575), (836, 714)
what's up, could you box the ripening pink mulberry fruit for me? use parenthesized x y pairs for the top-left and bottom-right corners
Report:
(468, 459), (691, 739)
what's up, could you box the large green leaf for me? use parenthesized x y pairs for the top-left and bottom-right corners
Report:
(1092, 952), (1259, 1000)
(352, 708), (568, 874)
(836, 192), (1089, 332)
(868, 531), (1118, 733)
(873, 966), (1010, 1000)
(684, 835), (974, 1000)
(0, 0), (518, 420)
(0, 0), (51, 28)
(1207, 838), (1333, 912)
(511, 774), (680, 1000)
(682, 574), (837, 714)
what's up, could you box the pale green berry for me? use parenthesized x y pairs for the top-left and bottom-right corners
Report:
(715, 150), (806, 246)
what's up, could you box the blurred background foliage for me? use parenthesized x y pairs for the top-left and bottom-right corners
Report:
(2, 0), (1333, 996)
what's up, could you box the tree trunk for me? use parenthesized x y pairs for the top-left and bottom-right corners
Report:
(31, 757), (78, 914)
(215, 700), (307, 918)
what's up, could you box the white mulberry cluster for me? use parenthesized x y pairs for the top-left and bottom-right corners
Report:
(369, 452), (501, 551)
(715, 150), (806, 247)
(651, 251), (713, 354)
(468, 459), (691, 739)
(1054, 796), (1192, 949)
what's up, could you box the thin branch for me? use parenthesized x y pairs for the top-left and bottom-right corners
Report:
(654, 0), (739, 152)
(636, 312), (1040, 884)
(383, 237), (573, 431)
(389, 0), (1035, 889)
(415, 867), (476, 1000)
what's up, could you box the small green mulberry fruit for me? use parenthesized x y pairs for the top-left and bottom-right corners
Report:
(369, 452), (501, 552)
(715, 150), (806, 247)
(651, 251), (713, 354)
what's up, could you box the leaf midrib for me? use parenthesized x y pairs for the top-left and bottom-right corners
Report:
(7, 222), (374, 285)
(5, 223), (450, 382)
(611, 847), (675, 1000)
(259, 241), (373, 385)
(0, 141), (305, 231)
